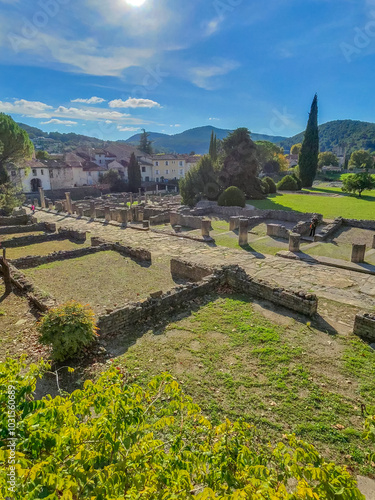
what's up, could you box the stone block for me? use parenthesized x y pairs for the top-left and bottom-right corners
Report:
(239, 219), (249, 246)
(289, 233), (301, 252)
(229, 217), (240, 231)
(201, 219), (211, 237)
(351, 243), (366, 263)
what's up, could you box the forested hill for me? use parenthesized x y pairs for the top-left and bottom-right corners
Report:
(280, 120), (375, 153)
(125, 126), (286, 154)
(18, 123), (106, 148)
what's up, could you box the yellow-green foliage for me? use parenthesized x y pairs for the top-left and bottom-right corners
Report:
(37, 301), (98, 361)
(0, 358), (366, 499)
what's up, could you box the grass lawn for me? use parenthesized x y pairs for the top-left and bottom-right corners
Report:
(23, 251), (181, 313)
(6, 238), (90, 260)
(249, 191), (375, 220)
(113, 296), (375, 476)
(0, 231), (45, 242)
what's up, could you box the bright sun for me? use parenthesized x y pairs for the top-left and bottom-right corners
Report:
(126, 0), (147, 6)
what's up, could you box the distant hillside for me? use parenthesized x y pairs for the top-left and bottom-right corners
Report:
(125, 126), (286, 155)
(280, 120), (375, 154)
(18, 123), (106, 153)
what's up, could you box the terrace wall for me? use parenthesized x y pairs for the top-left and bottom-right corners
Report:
(353, 313), (375, 341)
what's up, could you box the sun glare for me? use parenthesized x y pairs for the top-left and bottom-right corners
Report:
(126, 0), (147, 6)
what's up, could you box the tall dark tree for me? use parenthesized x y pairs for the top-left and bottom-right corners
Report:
(139, 129), (153, 155)
(179, 155), (220, 206)
(128, 153), (142, 193)
(209, 131), (218, 162)
(299, 94), (319, 187)
(219, 128), (264, 199)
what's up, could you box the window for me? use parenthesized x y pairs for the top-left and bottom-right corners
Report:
(172, 160), (175, 164)
(41, 169), (44, 175)
(179, 169), (184, 175)
(165, 169), (169, 174)
(11, 170), (16, 177)
(32, 169), (37, 176)
(165, 161), (169, 166)
(49, 169), (53, 178)
(142, 166), (146, 173)
(155, 169), (160, 175)
(155, 161), (159, 166)
(88, 172), (92, 176)
(156, 177), (159, 182)
(179, 161), (183, 166)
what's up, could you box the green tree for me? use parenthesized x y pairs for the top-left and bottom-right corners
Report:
(299, 94), (319, 187)
(0, 358), (366, 499)
(128, 152), (142, 192)
(209, 131), (218, 162)
(318, 151), (339, 169)
(219, 128), (264, 199)
(100, 169), (128, 192)
(349, 149), (374, 170)
(179, 155), (219, 206)
(255, 140), (283, 169)
(35, 150), (49, 160)
(342, 172), (375, 197)
(290, 143), (302, 155)
(0, 114), (34, 180)
(139, 129), (153, 155)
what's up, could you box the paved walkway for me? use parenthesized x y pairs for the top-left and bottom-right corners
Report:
(33, 211), (375, 314)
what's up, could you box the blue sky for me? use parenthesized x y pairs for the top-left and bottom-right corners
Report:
(0, 0), (374, 141)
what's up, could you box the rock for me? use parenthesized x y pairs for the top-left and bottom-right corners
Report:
(150, 291), (163, 299)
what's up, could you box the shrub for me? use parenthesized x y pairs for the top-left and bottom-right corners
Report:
(261, 179), (269, 195)
(263, 176), (277, 194)
(37, 301), (98, 361)
(277, 175), (299, 191)
(218, 186), (246, 207)
(291, 173), (302, 190)
(0, 359), (366, 499)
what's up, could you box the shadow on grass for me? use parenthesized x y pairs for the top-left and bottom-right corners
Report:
(34, 292), (337, 399)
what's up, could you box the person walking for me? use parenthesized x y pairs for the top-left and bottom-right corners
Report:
(309, 215), (319, 237)
(31, 204), (35, 214)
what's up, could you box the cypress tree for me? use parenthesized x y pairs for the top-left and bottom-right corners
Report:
(128, 152), (142, 193)
(209, 131), (218, 162)
(299, 94), (319, 187)
(139, 129), (153, 155)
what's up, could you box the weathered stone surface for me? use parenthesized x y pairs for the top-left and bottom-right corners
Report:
(201, 219), (211, 237)
(354, 312), (375, 341)
(267, 224), (289, 239)
(229, 217), (240, 231)
(289, 233), (301, 252)
(239, 219), (249, 246)
(351, 243), (366, 263)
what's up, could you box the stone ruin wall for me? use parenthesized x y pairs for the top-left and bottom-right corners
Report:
(354, 313), (375, 342)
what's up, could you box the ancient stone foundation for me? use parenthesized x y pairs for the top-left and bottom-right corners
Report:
(354, 313), (375, 341)
(351, 244), (366, 263)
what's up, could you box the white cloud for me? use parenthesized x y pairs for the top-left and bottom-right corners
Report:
(170, 124), (181, 127)
(109, 98), (161, 109)
(117, 126), (140, 132)
(41, 119), (77, 126)
(204, 17), (222, 36)
(71, 96), (106, 104)
(209, 117), (220, 121)
(0, 99), (150, 125)
(189, 60), (240, 90)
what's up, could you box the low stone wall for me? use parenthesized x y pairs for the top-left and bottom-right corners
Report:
(149, 213), (171, 225)
(112, 242), (152, 263)
(292, 220), (311, 235)
(7, 263), (56, 311)
(2, 232), (66, 249)
(170, 213), (205, 230)
(171, 258), (215, 282)
(343, 219), (375, 230)
(224, 265), (318, 317)
(266, 224), (290, 239)
(0, 214), (31, 226)
(315, 217), (343, 242)
(10, 245), (112, 269)
(353, 313), (375, 341)
(194, 201), (322, 223)
(0, 222), (48, 235)
(57, 227), (87, 242)
(97, 276), (218, 337)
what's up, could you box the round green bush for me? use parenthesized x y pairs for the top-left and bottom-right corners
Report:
(217, 186), (246, 208)
(291, 173), (302, 190)
(277, 175), (299, 191)
(38, 301), (98, 361)
(263, 177), (277, 194)
(261, 179), (269, 195)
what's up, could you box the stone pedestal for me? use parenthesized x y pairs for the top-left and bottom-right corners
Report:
(170, 212), (178, 226)
(71, 202), (77, 215)
(39, 187), (46, 209)
(77, 206), (84, 217)
(351, 243), (366, 263)
(118, 209), (128, 226)
(289, 233), (301, 252)
(229, 217), (240, 231)
(110, 209), (118, 221)
(372, 234), (375, 249)
(175, 225), (182, 233)
(90, 202), (96, 219)
(104, 206), (111, 223)
(65, 192), (72, 214)
(238, 219), (249, 246)
(48, 201), (54, 210)
(201, 219), (211, 238)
